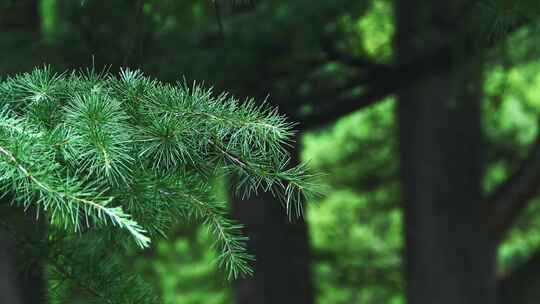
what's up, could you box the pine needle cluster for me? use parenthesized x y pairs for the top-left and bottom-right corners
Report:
(0, 66), (319, 302)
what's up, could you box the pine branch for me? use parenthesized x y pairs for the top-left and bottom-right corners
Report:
(0, 136), (150, 248)
(180, 192), (253, 279)
(0, 66), (318, 284)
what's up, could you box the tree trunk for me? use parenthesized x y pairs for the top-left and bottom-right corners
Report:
(0, 205), (47, 304)
(395, 1), (497, 303)
(0, 231), (23, 304)
(229, 140), (313, 304)
(0, 1), (46, 302)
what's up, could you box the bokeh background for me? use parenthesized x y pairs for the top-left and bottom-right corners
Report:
(2, 1), (540, 303)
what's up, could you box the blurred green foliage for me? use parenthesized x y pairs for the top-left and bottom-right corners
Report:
(140, 228), (231, 304)
(304, 99), (402, 304)
(483, 59), (540, 275)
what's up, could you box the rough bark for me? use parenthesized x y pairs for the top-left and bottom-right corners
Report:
(229, 140), (312, 304)
(395, 1), (497, 303)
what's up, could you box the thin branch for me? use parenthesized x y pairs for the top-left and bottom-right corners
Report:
(487, 132), (540, 241)
(0, 144), (150, 248)
(320, 36), (390, 72)
(290, 19), (530, 129)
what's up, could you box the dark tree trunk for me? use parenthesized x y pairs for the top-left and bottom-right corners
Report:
(0, 205), (47, 304)
(0, 231), (23, 304)
(0, 1), (46, 302)
(395, 1), (497, 303)
(229, 140), (313, 304)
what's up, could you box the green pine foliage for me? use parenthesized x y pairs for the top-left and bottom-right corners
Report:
(0, 66), (319, 302)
